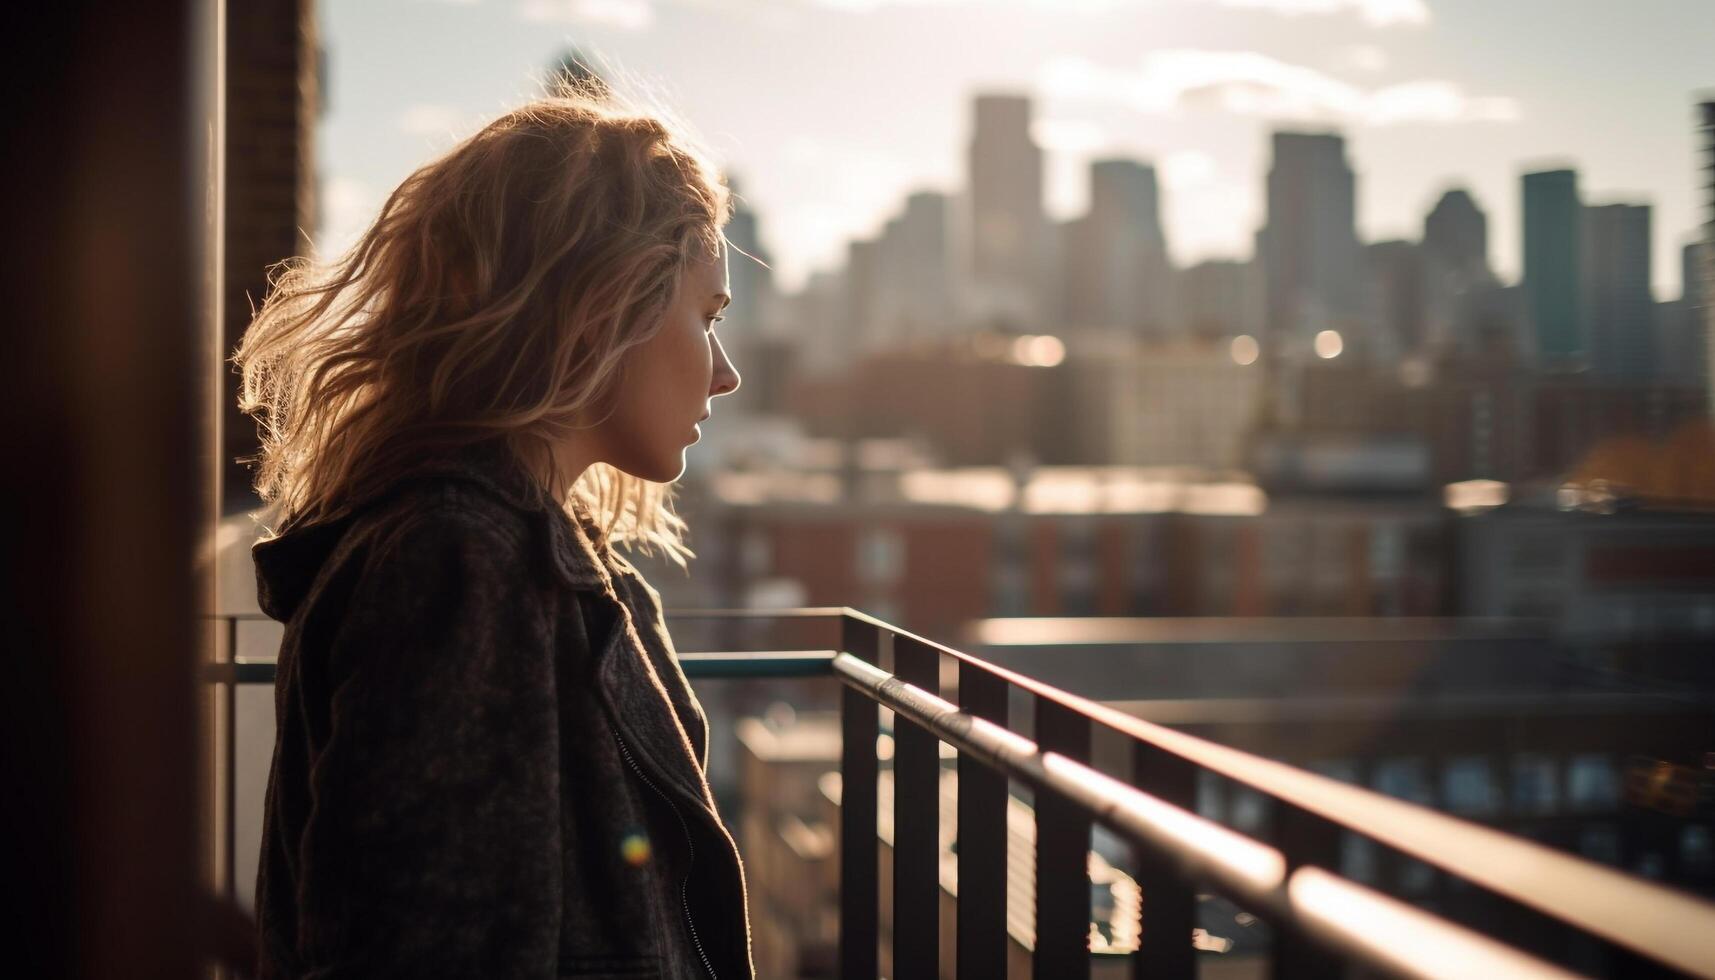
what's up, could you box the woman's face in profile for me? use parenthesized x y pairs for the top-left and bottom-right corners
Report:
(593, 244), (740, 483)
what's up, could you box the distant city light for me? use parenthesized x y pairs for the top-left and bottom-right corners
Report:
(1230, 334), (1260, 365)
(1314, 329), (1344, 359)
(1012, 334), (1066, 367)
(1444, 479), (1509, 513)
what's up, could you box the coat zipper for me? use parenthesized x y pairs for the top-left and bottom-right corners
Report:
(610, 724), (719, 980)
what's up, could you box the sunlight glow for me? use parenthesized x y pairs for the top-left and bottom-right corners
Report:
(1042, 753), (1287, 895)
(1289, 867), (1581, 978)
(1314, 329), (1344, 359)
(1011, 334), (1067, 367)
(1444, 479), (1509, 513)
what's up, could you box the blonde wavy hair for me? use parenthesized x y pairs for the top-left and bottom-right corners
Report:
(235, 80), (732, 567)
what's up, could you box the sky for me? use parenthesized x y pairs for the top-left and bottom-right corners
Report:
(317, 0), (1713, 298)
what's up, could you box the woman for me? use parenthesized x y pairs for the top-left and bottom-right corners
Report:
(234, 82), (751, 979)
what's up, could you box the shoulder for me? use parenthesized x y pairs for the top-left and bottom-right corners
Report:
(330, 480), (550, 614)
(359, 478), (533, 559)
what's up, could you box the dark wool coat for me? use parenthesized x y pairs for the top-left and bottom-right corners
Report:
(250, 443), (755, 979)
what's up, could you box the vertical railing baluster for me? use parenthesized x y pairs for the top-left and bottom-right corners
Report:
(1270, 804), (1343, 980)
(957, 663), (1009, 980)
(1132, 745), (1197, 979)
(841, 615), (881, 980)
(894, 636), (941, 979)
(1034, 697), (1092, 980)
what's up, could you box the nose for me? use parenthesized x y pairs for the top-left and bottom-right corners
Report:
(709, 332), (740, 398)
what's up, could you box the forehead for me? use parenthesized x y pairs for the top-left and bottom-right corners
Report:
(685, 241), (729, 290)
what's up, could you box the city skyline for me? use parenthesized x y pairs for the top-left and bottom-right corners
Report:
(322, 0), (1712, 296)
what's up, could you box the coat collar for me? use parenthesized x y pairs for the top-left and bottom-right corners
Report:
(388, 444), (721, 817)
(366, 441), (615, 595)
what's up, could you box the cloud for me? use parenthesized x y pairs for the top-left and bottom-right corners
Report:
(1213, 0), (1429, 27)
(519, 0), (655, 30)
(800, 0), (1430, 26)
(1160, 149), (1216, 189)
(1039, 49), (1519, 127)
(1338, 43), (1389, 73)
(1032, 118), (1111, 154)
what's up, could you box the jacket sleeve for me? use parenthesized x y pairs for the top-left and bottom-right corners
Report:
(296, 507), (562, 979)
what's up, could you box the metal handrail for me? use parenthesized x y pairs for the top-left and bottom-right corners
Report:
(832, 651), (1581, 979)
(665, 606), (1715, 977)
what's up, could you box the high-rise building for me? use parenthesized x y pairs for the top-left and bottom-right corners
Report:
(1060, 159), (1174, 334)
(1583, 203), (1655, 378)
(717, 178), (778, 414)
(1423, 189), (1495, 352)
(874, 190), (955, 347)
(1424, 188), (1490, 281)
(967, 94), (1047, 325)
(1699, 102), (1715, 413)
(1259, 131), (1362, 351)
(1522, 168), (1583, 363)
(723, 178), (775, 333)
(1181, 259), (1256, 340)
(1365, 240), (1428, 359)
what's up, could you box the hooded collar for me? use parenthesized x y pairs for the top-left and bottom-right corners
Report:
(369, 441), (616, 595)
(252, 442), (616, 622)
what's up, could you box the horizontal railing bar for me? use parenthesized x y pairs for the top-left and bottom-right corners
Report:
(1287, 866), (1585, 980)
(829, 652), (1581, 980)
(202, 661), (279, 685)
(666, 607), (852, 619)
(205, 651), (838, 685)
(677, 650), (835, 678)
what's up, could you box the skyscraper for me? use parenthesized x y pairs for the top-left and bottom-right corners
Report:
(1365, 240), (1427, 359)
(1699, 101), (1715, 411)
(1655, 241), (1708, 384)
(1423, 188), (1493, 351)
(873, 190), (955, 346)
(967, 94), (1047, 324)
(1259, 131), (1362, 350)
(1060, 158), (1174, 334)
(717, 178), (777, 413)
(1181, 259), (1256, 340)
(1424, 189), (1489, 282)
(1583, 203), (1655, 378)
(1522, 168), (1583, 363)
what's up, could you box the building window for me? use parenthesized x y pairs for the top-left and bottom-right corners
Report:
(1229, 786), (1267, 834)
(1442, 757), (1499, 816)
(1567, 754), (1619, 812)
(1511, 754), (1559, 816)
(1060, 519), (1097, 615)
(1578, 824), (1621, 865)
(1342, 834), (1378, 884)
(1681, 826), (1713, 877)
(856, 526), (904, 586)
(1196, 771), (1224, 822)
(1372, 757), (1433, 806)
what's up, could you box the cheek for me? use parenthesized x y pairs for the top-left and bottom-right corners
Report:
(634, 327), (708, 417)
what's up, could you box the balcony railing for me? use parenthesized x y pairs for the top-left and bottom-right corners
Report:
(207, 608), (1715, 978)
